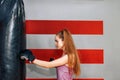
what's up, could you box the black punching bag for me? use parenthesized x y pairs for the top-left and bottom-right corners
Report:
(0, 0), (26, 80)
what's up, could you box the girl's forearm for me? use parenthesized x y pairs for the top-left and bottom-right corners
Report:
(32, 59), (54, 68)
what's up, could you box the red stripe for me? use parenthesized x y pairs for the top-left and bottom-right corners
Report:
(26, 20), (103, 35)
(26, 78), (104, 80)
(26, 49), (104, 64)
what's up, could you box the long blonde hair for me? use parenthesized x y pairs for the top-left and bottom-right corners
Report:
(56, 29), (80, 77)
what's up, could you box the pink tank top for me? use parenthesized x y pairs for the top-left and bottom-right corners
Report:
(56, 65), (73, 80)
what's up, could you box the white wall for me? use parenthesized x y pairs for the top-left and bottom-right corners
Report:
(23, 0), (120, 80)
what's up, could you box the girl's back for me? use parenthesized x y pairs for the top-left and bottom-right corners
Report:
(56, 65), (73, 80)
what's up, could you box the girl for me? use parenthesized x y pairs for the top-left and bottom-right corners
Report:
(21, 29), (80, 80)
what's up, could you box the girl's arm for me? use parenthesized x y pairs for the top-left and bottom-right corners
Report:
(33, 55), (68, 68)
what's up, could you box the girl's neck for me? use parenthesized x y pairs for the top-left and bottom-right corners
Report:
(62, 50), (67, 56)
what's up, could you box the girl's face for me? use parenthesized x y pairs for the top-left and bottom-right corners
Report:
(55, 35), (64, 49)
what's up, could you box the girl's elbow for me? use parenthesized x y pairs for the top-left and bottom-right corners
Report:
(45, 65), (55, 68)
(45, 66), (51, 68)
(43, 65), (51, 68)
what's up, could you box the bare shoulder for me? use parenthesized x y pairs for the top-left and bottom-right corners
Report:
(61, 54), (68, 59)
